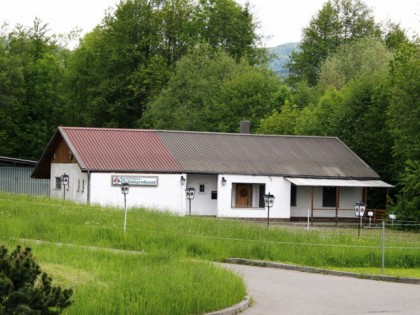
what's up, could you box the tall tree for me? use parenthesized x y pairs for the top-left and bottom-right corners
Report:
(387, 42), (420, 222)
(287, 0), (380, 86)
(318, 37), (392, 90)
(140, 45), (280, 132)
(0, 19), (66, 160)
(65, 0), (262, 129)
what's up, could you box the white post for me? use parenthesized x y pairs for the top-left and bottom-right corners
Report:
(307, 209), (310, 230)
(123, 193), (127, 233)
(382, 220), (385, 276)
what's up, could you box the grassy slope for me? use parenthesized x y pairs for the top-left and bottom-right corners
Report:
(1, 192), (419, 313)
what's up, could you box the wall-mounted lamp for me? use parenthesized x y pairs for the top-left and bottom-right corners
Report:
(221, 177), (227, 186)
(180, 175), (186, 185)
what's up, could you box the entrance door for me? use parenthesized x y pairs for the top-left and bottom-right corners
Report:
(235, 184), (252, 207)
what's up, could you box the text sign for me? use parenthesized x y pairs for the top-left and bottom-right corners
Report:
(112, 176), (158, 187)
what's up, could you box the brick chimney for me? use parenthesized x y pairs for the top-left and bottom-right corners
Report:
(240, 120), (250, 134)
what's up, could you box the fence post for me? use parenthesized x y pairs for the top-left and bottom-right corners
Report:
(382, 220), (385, 276)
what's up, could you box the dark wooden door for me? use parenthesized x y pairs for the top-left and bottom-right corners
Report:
(235, 184), (252, 207)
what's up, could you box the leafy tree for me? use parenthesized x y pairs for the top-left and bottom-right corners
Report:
(387, 42), (420, 222)
(387, 42), (420, 164)
(0, 19), (66, 160)
(318, 37), (392, 90)
(65, 0), (262, 129)
(383, 22), (410, 51)
(389, 161), (420, 225)
(287, 0), (380, 86)
(196, 0), (263, 63)
(295, 86), (343, 136)
(140, 45), (280, 132)
(256, 102), (300, 135)
(0, 245), (73, 314)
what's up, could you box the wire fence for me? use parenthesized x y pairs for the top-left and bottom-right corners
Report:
(1, 195), (419, 277)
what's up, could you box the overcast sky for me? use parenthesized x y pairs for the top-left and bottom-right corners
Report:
(0, 0), (418, 47)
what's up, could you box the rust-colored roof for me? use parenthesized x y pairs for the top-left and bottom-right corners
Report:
(64, 127), (181, 172)
(32, 127), (380, 180)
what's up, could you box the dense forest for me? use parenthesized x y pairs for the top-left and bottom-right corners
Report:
(0, 0), (418, 221)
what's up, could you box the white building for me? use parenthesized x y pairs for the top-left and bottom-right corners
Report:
(32, 126), (392, 222)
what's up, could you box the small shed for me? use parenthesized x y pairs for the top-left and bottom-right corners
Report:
(0, 156), (50, 196)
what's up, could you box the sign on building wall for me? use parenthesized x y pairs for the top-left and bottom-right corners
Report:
(112, 176), (158, 187)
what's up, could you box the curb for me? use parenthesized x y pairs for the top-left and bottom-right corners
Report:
(205, 295), (250, 315)
(225, 258), (420, 285)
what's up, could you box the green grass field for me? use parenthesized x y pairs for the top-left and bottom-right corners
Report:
(1, 192), (419, 313)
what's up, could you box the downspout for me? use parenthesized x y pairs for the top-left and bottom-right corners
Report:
(335, 187), (340, 226)
(310, 186), (314, 225)
(87, 170), (91, 205)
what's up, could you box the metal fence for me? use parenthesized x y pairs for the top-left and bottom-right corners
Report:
(0, 166), (50, 196)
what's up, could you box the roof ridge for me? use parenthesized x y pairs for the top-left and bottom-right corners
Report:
(59, 126), (339, 140)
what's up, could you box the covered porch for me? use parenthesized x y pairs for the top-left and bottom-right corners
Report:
(286, 178), (393, 225)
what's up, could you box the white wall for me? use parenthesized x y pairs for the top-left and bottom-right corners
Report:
(185, 174), (218, 216)
(217, 175), (291, 219)
(50, 163), (88, 203)
(89, 172), (186, 214)
(290, 186), (364, 218)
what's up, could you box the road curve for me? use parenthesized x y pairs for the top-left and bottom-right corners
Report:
(222, 264), (420, 315)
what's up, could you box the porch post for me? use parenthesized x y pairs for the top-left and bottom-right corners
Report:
(363, 187), (368, 204)
(363, 187), (368, 224)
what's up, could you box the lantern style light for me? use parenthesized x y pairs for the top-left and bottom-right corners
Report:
(180, 176), (186, 185)
(185, 187), (195, 200)
(263, 193), (275, 228)
(221, 177), (227, 186)
(121, 181), (130, 233)
(263, 193), (275, 208)
(61, 173), (69, 188)
(61, 173), (70, 200)
(121, 181), (130, 195)
(354, 201), (366, 236)
(185, 187), (195, 216)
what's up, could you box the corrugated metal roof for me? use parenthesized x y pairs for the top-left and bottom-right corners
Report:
(62, 127), (182, 173)
(32, 127), (381, 180)
(157, 131), (379, 178)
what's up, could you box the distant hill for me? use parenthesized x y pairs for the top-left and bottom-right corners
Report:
(267, 42), (299, 79)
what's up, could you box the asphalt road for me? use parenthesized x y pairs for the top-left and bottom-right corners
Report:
(223, 264), (420, 315)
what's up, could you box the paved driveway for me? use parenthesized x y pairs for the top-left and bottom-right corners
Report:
(223, 264), (420, 315)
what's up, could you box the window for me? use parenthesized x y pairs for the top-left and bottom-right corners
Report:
(323, 187), (337, 207)
(82, 180), (85, 192)
(55, 177), (62, 189)
(77, 179), (80, 192)
(211, 191), (217, 200)
(258, 184), (266, 208)
(199, 184), (205, 193)
(290, 184), (297, 206)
